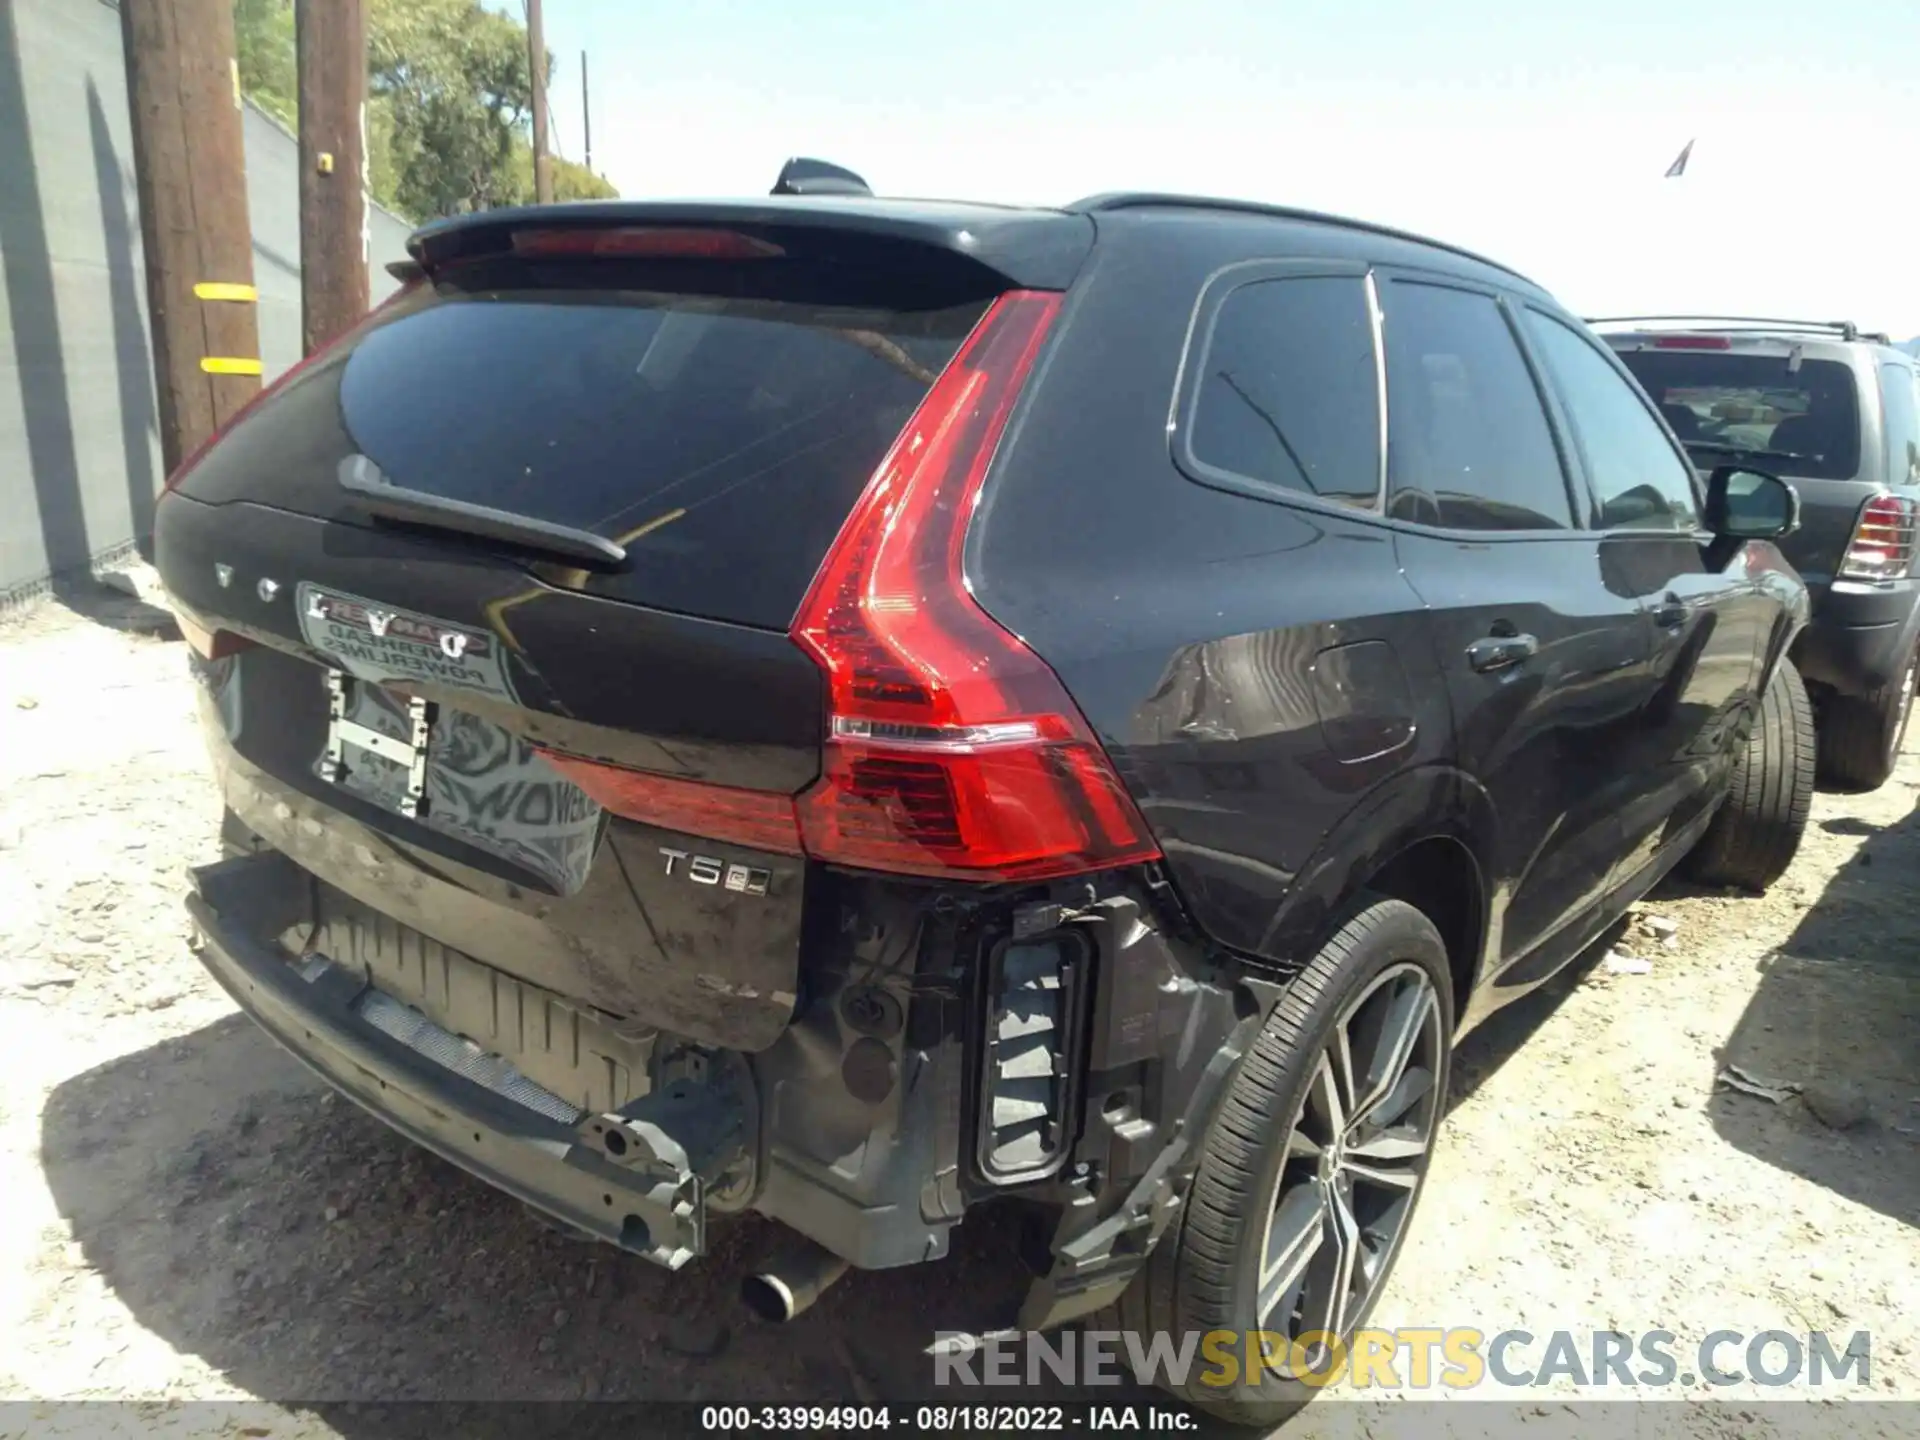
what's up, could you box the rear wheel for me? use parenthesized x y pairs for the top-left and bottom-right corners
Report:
(1685, 660), (1814, 891)
(1120, 896), (1452, 1426)
(1815, 645), (1916, 792)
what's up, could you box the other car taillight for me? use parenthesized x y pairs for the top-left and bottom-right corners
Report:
(1839, 493), (1918, 582)
(789, 290), (1162, 882)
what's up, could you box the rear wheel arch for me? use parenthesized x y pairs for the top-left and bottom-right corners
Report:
(1358, 835), (1486, 1028)
(1254, 765), (1494, 1022)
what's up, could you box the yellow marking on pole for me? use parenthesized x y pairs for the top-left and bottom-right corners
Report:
(193, 282), (258, 302)
(200, 356), (264, 376)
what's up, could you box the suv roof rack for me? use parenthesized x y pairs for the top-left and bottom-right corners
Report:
(1586, 315), (1891, 344)
(1067, 191), (1532, 284)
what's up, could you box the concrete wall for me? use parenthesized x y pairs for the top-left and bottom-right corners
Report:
(1, 0), (413, 604)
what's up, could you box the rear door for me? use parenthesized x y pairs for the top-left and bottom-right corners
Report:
(1380, 274), (1656, 972)
(1522, 309), (1765, 878)
(154, 211), (1083, 1048)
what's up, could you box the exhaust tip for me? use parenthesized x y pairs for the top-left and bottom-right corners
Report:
(740, 1272), (800, 1323)
(741, 1237), (851, 1323)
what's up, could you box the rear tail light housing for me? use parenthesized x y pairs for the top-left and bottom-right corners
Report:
(790, 290), (1161, 882)
(536, 756), (803, 856)
(1839, 493), (1918, 582)
(549, 290), (1163, 884)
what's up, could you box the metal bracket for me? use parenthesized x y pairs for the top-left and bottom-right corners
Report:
(577, 1075), (751, 1269)
(318, 669), (436, 819)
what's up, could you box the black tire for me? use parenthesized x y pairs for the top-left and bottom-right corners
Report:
(1816, 646), (1916, 792)
(1118, 895), (1453, 1426)
(1685, 660), (1814, 891)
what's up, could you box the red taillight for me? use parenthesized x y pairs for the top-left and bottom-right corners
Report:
(1653, 335), (1733, 349)
(510, 227), (785, 261)
(538, 754), (803, 854)
(1840, 493), (1918, 582)
(162, 279), (424, 498)
(790, 290), (1162, 882)
(530, 292), (1161, 882)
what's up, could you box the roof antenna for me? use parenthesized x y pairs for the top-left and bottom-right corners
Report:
(772, 158), (872, 198)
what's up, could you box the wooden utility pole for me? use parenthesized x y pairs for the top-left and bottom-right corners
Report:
(527, 0), (553, 202)
(296, 0), (369, 355)
(522, 0), (552, 204)
(119, 0), (261, 479)
(581, 50), (592, 175)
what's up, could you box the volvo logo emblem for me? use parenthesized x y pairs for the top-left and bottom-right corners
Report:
(367, 610), (394, 638)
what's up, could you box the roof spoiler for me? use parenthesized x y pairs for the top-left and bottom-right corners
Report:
(771, 157), (872, 198)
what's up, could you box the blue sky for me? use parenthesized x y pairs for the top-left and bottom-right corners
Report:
(506, 0), (1920, 336)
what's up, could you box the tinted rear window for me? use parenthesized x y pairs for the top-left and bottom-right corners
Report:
(1613, 349), (1863, 481)
(337, 290), (986, 629)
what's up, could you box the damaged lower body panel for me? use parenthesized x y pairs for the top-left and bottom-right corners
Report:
(185, 836), (1255, 1325)
(188, 850), (755, 1269)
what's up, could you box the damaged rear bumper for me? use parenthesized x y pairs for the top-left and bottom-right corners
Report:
(185, 850), (739, 1269)
(186, 844), (1260, 1326)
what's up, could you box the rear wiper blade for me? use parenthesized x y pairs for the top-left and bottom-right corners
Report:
(1683, 441), (1814, 463)
(337, 464), (627, 568)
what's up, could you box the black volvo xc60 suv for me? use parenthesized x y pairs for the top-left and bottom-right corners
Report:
(154, 184), (1811, 1421)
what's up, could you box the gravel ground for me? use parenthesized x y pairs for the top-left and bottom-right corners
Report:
(1, 595), (1917, 1437)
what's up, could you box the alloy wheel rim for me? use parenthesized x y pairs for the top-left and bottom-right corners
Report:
(1256, 962), (1444, 1376)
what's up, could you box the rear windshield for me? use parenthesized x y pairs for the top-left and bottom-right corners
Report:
(337, 290), (987, 629)
(1613, 349), (1862, 480)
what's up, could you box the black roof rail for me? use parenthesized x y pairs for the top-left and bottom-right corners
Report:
(1586, 315), (1890, 344)
(1066, 191), (1534, 284)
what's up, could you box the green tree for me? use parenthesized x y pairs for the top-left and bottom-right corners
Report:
(232, 0), (297, 128)
(369, 0), (536, 217)
(229, 0), (618, 222)
(552, 155), (619, 202)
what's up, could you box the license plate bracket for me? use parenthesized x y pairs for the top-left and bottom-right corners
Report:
(320, 669), (438, 820)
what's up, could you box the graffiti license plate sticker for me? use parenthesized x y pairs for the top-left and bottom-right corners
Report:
(297, 583), (518, 704)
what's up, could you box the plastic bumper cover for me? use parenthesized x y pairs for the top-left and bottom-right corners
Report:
(1794, 578), (1920, 696)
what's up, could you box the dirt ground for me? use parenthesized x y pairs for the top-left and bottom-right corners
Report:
(2, 593), (1917, 1437)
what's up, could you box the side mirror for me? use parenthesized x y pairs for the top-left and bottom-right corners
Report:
(1705, 465), (1800, 540)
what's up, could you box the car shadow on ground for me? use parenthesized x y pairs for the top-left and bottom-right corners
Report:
(39, 1005), (1180, 1418)
(1697, 806), (1920, 1230)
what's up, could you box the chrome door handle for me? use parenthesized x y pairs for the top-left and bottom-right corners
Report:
(1467, 632), (1539, 673)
